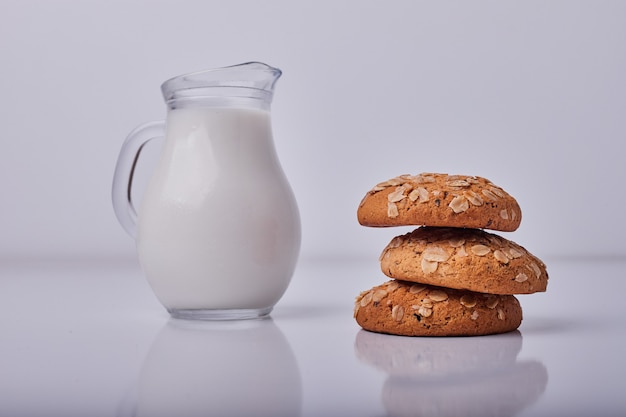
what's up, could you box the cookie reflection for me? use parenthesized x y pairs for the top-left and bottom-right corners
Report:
(355, 330), (547, 417)
(124, 319), (302, 417)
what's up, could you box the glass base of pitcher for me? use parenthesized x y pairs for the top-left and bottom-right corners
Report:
(168, 306), (273, 321)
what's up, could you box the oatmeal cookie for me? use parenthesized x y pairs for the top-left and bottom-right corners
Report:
(380, 227), (548, 294)
(358, 173), (522, 231)
(354, 280), (522, 337)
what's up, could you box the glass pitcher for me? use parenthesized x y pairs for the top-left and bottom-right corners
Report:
(112, 62), (301, 320)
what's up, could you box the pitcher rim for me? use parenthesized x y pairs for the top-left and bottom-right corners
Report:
(161, 61), (282, 98)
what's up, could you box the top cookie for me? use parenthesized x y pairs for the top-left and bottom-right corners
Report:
(358, 173), (522, 231)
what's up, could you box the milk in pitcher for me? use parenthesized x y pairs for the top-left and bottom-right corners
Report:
(136, 106), (300, 318)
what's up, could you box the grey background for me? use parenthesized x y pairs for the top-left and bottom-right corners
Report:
(1, 0), (624, 262)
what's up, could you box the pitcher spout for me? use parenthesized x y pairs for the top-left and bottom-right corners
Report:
(161, 62), (282, 109)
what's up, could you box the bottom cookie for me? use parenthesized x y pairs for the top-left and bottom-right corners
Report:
(354, 280), (522, 337)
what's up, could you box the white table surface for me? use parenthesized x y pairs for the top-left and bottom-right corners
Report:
(1, 256), (625, 417)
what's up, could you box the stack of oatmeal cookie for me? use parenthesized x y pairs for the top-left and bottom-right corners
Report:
(354, 173), (548, 336)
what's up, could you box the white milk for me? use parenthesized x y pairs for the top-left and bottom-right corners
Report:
(136, 106), (300, 315)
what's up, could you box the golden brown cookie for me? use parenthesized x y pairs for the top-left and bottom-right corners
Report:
(354, 280), (522, 337)
(357, 173), (522, 231)
(380, 227), (548, 295)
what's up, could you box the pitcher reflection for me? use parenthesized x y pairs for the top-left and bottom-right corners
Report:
(128, 319), (302, 417)
(355, 330), (547, 417)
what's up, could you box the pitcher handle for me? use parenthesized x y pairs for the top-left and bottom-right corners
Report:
(112, 121), (165, 239)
